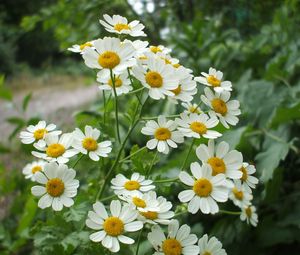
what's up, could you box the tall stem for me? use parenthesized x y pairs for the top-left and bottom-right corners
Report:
(180, 138), (195, 171)
(110, 69), (121, 144)
(146, 151), (158, 178)
(135, 227), (144, 255)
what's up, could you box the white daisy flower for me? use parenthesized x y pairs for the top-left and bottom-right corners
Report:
(67, 41), (94, 53)
(20, 120), (62, 147)
(176, 113), (221, 139)
(201, 88), (241, 128)
(141, 116), (184, 154)
(148, 45), (172, 55)
(195, 67), (232, 93)
(132, 57), (179, 100)
(86, 200), (143, 253)
(196, 140), (243, 180)
(147, 219), (199, 255)
(111, 173), (155, 196)
(22, 160), (46, 181)
(97, 71), (132, 96)
(239, 162), (259, 193)
(198, 234), (227, 255)
(138, 193), (174, 226)
(178, 162), (228, 214)
(156, 52), (180, 66)
(82, 37), (135, 77)
(32, 133), (78, 164)
(229, 180), (253, 208)
(72, 125), (112, 161)
(99, 14), (146, 37)
(31, 162), (79, 211)
(240, 205), (258, 227)
(124, 39), (149, 58)
(182, 102), (202, 115)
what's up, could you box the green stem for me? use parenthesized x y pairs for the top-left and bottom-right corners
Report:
(142, 114), (180, 120)
(154, 177), (179, 183)
(103, 90), (106, 125)
(146, 151), (158, 178)
(110, 69), (121, 144)
(191, 101), (202, 113)
(119, 146), (147, 163)
(219, 210), (241, 215)
(174, 210), (188, 218)
(135, 227), (144, 255)
(72, 154), (84, 169)
(99, 194), (117, 202)
(180, 138), (195, 171)
(126, 87), (145, 95)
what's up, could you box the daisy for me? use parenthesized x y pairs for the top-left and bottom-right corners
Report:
(198, 234), (227, 255)
(72, 125), (112, 161)
(156, 52), (180, 66)
(82, 37), (135, 77)
(124, 39), (149, 58)
(148, 219), (199, 255)
(195, 67), (232, 93)
(32, 133), (78, 164)
(99, 14), (146, 37)
(86, 200), (143, 253)
(178, 162), (228, 214)
(141, 115), (184, 154)
(148, 45), (172, 55)
(111, 172), (155, 196)
(22, 160), (46, 181)
(97, 71), (133, 96)
(132, 57), (179, 100)
(182, 102), (202, 115)
(31, 162), (79, 211)
(201, 88), (241, 128)
(138, 193), (174, 225)
(229, 180), (253, 208)
(176, 113), (221, 139)
(196, 140), (243, 179)
(20, 120), (61, 147)
(67, 41), (94, 54)
(240, 205), (258, 227)
(239, 162), (259, 193)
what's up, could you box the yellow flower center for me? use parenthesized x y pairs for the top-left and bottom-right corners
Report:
(150, 46), (162, 54)
(79, 42), (92, 50)
(232, 188), (244, 200)
(207, 75), (221, 87)
(240, 166), (248, 181)
(211, 98), (228, 116)
(162, 57), (172, 65)
(33, 128), (48, 140)
(132, 197), (146, 208)
(154, 127), (171, 141)
(139, 56), (148, 60)
(140, 211), (158, 220)
(124, 180), (141, 191)
(162, 239), (182, 255)
(203, 252), (212, 255)
(171, 85), (181, 95)
(98, 51), (120, 69)
(114, 23), (131, 32)
(189, 106), (200, 114)
(82, 137), (98, 151)
(207, 157), (226, 176)
(46, 178), (65, 197)
(245, 207), (252, 217)
(145, 71), (163, 88)
(46, 144), (66, 158)
(103, 217), (124, 236)
(108, 77), (123, 87)
(31, 165), (42, 174)
(190, 122), (207, 134)
(173, 63), (181, 68)
(193, 178), (213, 197)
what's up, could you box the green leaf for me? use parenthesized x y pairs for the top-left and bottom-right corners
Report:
(218, 126), (247, 148)
(6, 117), (25, 126)
(0, 143), (10, 153)
(22, 93), (32, 112)
(270, 102), (300, 128)
(63, 202), (90, 223)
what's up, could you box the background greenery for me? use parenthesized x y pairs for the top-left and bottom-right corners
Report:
(1, 0), (300, 254)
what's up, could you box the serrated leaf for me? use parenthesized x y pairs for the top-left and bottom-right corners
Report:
(63, 202), (90, 223)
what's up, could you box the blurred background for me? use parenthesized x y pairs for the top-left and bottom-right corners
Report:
(1, 0), (300, 254)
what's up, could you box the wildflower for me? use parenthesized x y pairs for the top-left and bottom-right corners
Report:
(239, 162), (259, 193)
(240, 205), (258, 227)
(182, 102), (202, 114)
(198, 234), (227, 255)
(22, 160), (46, 181)
(67, 41), (94, 53)
(229, 180), (253, 208)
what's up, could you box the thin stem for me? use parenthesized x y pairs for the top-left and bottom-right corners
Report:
(110, 69), (121, 144)
(191, 101), (202, 113)
(146, 151), (158, 178)
(72, 154), (84, 169)
(126, 87), (145, 95)
(135, 227), (144, 255)
(119, 146), (147, 163)
(219, 210), (241, 215)
(103, 90), (106, 125)
(154, 177), (179, 183)
(100, 194), (117, 202)
(180, 138), (195, 171)
(142, 114), (180, 120)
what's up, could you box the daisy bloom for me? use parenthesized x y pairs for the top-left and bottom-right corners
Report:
(22, 160), (46, 181)
(239, 162), (259, 193)
(67, 41), (94, 53)
(20, 120), (61, 147)
(124, 39), (149, 58)
(229, 180), (253, 208)
(176, 113), (221, 139)
(32, 133), (78, 164)
(182, 102), (202, 115)
(196, 140), (243, 180)
(201, 88), (241, 128)
(99, 14), (146, 37)
(97, 71), (132, 96)
(82, 37), (135, 77)
(148, 219), (199, 255)
(198, 234), (227, 255)
(148, 45), (172, 55)
(240, 205), (258, 227)
(178, 162), (228, 214)
(141, 115), (184, 154)
(86, 200), (143, 253)
(132, 57), (179, 100)
(156, 52), (180, 66)
(31, 162), (79, 211)
(111, 172), (155, 196)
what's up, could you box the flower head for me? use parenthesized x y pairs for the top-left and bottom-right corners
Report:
(67, 41), (94, 54)
(182, 102), (202, 115)
(229, 180), (253, 208)
(240, 205), (258, 227)
(198, 234), (227, 255)
(239, 162), (259, 193)
(22, 160), (46, 181)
